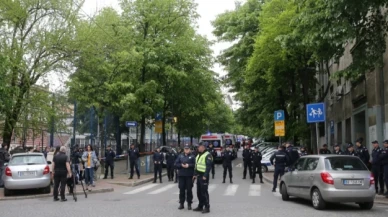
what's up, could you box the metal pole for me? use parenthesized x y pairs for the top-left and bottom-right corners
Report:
(90, 107), (94, 146)
(104, 115), (107, 153)
(41, 130), (44, 152)
(316, 123), (319, 154)
(50, 94), (54, 148)
(72, 101), (77, 150)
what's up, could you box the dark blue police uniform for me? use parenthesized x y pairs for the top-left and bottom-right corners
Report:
(371, 143), (384, 194)
(222, 149), (234, 183)
(242, 148), (252, 179)
(104, 148), (115, 179)
(206, 146), (216, 179)
(286, 145), (299, 166)
(357, 145), (370, 166)
(193, 151), (213, 213)
(128, 147), (140, 179)
(166, 151), (177, 181)
(379, 143), (388, 196)
(175, 146), (195, 209)
(251, 150), (263, 183)
(153, 150), (164, 183)
(270, 148), (289, 192)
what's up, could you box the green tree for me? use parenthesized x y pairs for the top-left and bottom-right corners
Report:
(0, 0), (82, 146)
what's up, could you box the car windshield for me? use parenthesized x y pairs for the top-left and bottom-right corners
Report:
(203, 140), (221, 148)
(10, 155), (46, 166)
(324, 157), (368, 171)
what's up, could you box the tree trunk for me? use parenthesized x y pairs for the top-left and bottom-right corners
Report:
(115, 115), (122, 155)
(190, 135), (193, 146)
(139, 115), (146, 152)
(177, 130), (181, 147)
(162, 111), (167, 146)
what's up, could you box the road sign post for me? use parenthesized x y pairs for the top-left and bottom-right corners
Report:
(126, 121), (138, 145)
(274, 110), (285, 146)
(306, 103), (326, 154)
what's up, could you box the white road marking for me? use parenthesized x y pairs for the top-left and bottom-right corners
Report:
(208, 184), (217, 193)
(223, 184), (239, 196)
(123, 184), (159, 194)
(148, 184), (176, 194)
(248, 185), (261, 196)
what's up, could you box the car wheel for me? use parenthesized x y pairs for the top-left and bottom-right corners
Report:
(281, 183), (289, 201)
(359, 202), (373, 210)
(261, 165), (268, 173)
(311, 188), (326, 210)
(43, 185), (51, 194)
(4, 187), (12, 197)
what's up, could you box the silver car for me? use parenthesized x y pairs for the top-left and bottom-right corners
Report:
(280, 155), (375, 210)
(2, 153), (51, 196)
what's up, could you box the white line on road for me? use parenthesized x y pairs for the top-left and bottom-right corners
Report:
(123, 184), (159, 194)
(223, 184), (239, 196)
(248, 185), (261, 196)
(208, 184), (217, 193)
(148, 184), (176, 194)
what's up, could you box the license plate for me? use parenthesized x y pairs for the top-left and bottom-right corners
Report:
(19, 171), (36, 177)
(343, 179), (363, 185)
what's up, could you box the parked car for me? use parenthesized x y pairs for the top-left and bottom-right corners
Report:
(280, 155), (375, 210)
(2, 153), (51, 196)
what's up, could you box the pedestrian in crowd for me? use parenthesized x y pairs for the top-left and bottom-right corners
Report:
(355, 138), (370, 167)
(319, 144), (331, 154)
(128, 143), (140, 179)
(104, 145), (115, 179)
(242, 144), (252, 179)
(380, 140), (388, 198)
(345, 143), (357, 156)
(78, 148), (85, 181)
(82, 145), (97, 191)
(251, 146), (263, 184)
(285, 142), (299, 167)
(299, 146), (308, 156)
(53, 146), (60, 156)
(193, 142), (212, 214)
(166, 149), (177, 182)
(270, 145), (289, 192)
(206, 142), (216, 179)
(221, 144), (234, 184)
(52, 146), (71, 202)
(153, 147), (164, 183)
(334, 144), (344, 155)
(71, 145), (82, 184)
(175, 144), (195, 210)
(0, 143), (10, 188)
(371, 141), (384, 195)
(44, 147), (49, 159)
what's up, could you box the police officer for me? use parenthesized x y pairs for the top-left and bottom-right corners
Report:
(379, 140), (388, 197)
(193, 142), (212, 213)
(251, 146), (263, 184)
(345, 143), (358, 156)
(270, 145), (289, 192)
(356, 138), (370, 166)
(128, 143), (140, 179)
(221, 145), (234, 184)
(242, 145), (252, 179)
(371, 141), (384, 194)
(175, 144), (195, 210)
(206, 143), (217, 179)
(153, 147), (164, 183)
(285, 142), (299, 166)
(192, 146), (198, 157)
(319, 144), (331, 154)
(334, 144), (344, 155)
(299, 147), (308, 156)
(166, 150), (177, 182)
(104, 145), (115, 179)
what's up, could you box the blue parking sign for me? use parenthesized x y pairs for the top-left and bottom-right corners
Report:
(306, 103), (325, 123)
(274, 110), (285, 121)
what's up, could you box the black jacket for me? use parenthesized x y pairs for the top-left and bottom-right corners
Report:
(286, 146), (299, 166)
(270, 150), (289, 168)
(105, 150), (116, 164)
(319, 149), (331, 155)
(251, 151), (262, 166)
(175, 153), (195, 176)
(153, 152), (164, 164)
(334, 150), (344, 155)
(371, 147), (382, 165)
(166, 152), (177, 166)
(242, 149), (252, 162)
(378, 147), (388, 165)
(128, 148), (140, 162)
(356, 146), (370, 165)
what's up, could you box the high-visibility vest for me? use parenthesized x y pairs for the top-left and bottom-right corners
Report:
(195, 151), (210, 172)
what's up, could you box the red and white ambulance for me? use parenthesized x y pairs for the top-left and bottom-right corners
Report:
(199, 134), (224, 162)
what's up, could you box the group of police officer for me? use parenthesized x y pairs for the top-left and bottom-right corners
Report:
(268, 139), (388, 198)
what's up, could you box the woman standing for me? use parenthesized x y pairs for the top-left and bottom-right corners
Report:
(82, 145), (97, 191)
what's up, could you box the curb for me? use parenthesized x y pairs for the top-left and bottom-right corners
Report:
(0, 188), (114, 201)
(106, 172), (168, 187)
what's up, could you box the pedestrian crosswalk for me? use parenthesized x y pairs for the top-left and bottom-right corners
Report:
(123, 183), (280, 197)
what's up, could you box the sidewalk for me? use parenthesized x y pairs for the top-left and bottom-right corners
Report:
(0, 172), (166, 201)
(262, 172), (388, 205)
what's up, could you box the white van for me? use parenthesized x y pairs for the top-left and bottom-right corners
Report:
(199, 134), (224, 162)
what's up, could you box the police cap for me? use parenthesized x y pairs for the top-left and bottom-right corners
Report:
(347, 143), (354, 148)
(372, 140), (378, 144)
(184, 144), (190, 149)
(278, 145), (285, 149)
(334, 144), (339, 147)
(384, 140), (388, 144)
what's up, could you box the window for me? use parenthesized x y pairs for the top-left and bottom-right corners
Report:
(203, 140), (221, 148)
(304, 158), (319, 171)
(294, 158), (306, 171)
(324, 157), (368, 171)
(10, 155), (46, 166)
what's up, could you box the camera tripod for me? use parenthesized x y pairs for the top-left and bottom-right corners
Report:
(67, 163), (87, 202)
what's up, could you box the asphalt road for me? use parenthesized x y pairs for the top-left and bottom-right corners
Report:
(1, 151), (388, 217)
